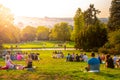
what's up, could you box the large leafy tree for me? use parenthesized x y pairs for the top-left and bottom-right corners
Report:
(108, 0), (120, 31)
(36, 26), (49, 40)
(84, 4), (100, 26)
(107, 30), (120, 53)
(75, 4), (107, 51)
(108, 30), (120, 45)
(21, 26), (36, 42)
(0, 4), (18, 48)
(75, 21), (107, 51)
(71, 8), (84, 41)
(0, 26), (20, 43)
(49, 22), (71, 41)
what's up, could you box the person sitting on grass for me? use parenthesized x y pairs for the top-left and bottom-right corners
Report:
(105, 54), (114, 69)
(66, 53), (70, 61)
(0, 55), (16, 70)
(75, 54), (80, 62)
(116, 58), (120, 68)
(83, 53), (88, 62)
(24, 55), (33, 69)
(85, 52), (100, 72)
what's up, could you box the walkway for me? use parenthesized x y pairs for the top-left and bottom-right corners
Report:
(3, 48), (76, 51)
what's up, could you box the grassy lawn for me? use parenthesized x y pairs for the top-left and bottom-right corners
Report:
(2, 41), (75, 49)
(0, 50), (120, 80)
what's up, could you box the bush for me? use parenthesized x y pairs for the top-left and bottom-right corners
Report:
(98, 47), (108, 54)
(99, 47), (120, 55)
(108, 48), (119, 55)
(92, 47), (98, 52)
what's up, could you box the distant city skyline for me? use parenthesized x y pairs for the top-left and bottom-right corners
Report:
(0, 0), (112, 18)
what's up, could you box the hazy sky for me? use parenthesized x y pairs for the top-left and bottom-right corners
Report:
(0, 0), (112, 18)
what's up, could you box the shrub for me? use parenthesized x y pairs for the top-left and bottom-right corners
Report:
(98, 47), (108, 54)
(108, 48), (118, 55)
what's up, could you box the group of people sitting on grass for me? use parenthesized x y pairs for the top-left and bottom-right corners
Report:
(0, 50), (120, 72)
(86, 53), (120, 72)
(1, 51), (39, 61)
(52, 50), (64, 58)
(66, 53), (88, 62)
(0, 51), (39, 70)
(65, 52), (120, 72)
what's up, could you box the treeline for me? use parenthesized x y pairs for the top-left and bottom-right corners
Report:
(74, 0), (120, 54)
(21, 22), (72, 42)
(0, 0), (120, 55)
(0, 4), (72, 44)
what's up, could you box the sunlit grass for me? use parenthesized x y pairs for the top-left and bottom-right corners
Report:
(0, 50), (120, 80)
(2, 41), (75, 49)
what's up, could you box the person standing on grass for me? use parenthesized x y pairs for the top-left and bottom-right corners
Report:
(85, 52), (100, 72)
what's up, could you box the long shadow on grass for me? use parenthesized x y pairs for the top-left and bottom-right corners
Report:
(94, 71), (119, 79)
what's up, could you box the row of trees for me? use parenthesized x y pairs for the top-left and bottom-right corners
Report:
(100, 0), (120, 54)
(21, 22), (72, 42)
(74, 0), (120, 54)
(0, 0), (120, 54)
(73, 4), (107, 51)
(0, 4), (72, 49)
(0, 5), (72, 45)
(0, 3), (108, 51)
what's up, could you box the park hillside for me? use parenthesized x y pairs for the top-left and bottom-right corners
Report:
(0, 0), (120, 80)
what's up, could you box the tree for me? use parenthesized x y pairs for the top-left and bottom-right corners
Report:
(84, 4), (100, 26)
(108, 30), (120, 52)
(36, 26), (49, 40)
(0, 4), (15, 48)
(1, 25), (20, 43)
(21, 26), (36, 42)
(102, 30), (120, 54)
(75, 4), (107, 51)
(71, 8), (84, 41)
(8, 26), (21, 43)
(75, 21), (107, 51)
(108, 0), (120, 31)
(49, 22), (72, 41)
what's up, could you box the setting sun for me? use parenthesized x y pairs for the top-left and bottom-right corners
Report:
(0, 0), (111, 18)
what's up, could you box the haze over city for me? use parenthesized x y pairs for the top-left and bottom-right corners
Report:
(0, 0), (111, 18)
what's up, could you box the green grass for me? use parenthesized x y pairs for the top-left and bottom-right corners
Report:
(0, 50), (120, 80)
(2, 41), (75, 49)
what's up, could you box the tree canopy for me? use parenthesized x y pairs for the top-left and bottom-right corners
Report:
(0, 4), (19, 48)
(21, 26), (36, 42)
(71, 8), (84, 41)
(108, 0), (120, 31)
(74, 4), (107, 51)
(36, 26), (49, 40)
(49, 22), (72, 41)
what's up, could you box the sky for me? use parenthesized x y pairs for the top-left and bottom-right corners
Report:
(0, 0), (112, 18)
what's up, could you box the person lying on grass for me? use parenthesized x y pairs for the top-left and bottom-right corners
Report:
(85, 52), (100, 72)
